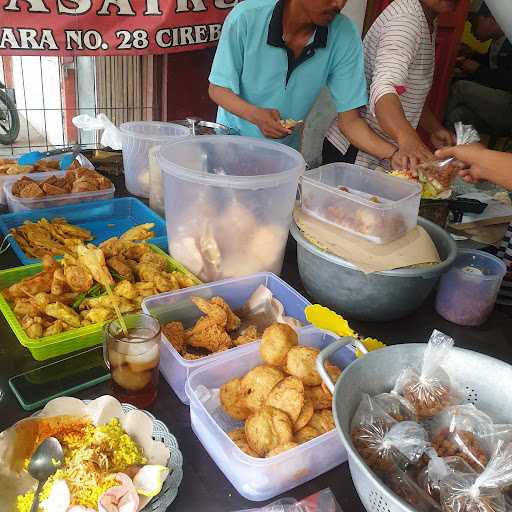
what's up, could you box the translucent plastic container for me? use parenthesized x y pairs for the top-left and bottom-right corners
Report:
(300, 163), (421, 244)
(185, 325), (353, 501)
(435, 249), (506, 326)
(3, 171), (114, 212)
(120, 121), (190, 198)
(141, 272), (310, 404)
(158, 136), (305, 282)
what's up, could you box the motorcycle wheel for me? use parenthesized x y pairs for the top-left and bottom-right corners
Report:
(0, 89), (20, 145)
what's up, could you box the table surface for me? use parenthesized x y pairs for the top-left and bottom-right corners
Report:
(1, 178), (511, 512)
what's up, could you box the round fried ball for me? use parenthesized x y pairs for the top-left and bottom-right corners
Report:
(294, 425), (320, 444)
(285, 346), (322, 386)
(265, 376), (304, 423)
(240, 365), (285, 412)
(220, 378), (251, 421)
(266, 442), (298, 458)
(307, 410), (335, 435)
(228, 428), (258, 457)
(245, 406), (293, 457)
(260, 323), (298, 367)
(305, 385), (332, 411)
(294, 398), (314, 432)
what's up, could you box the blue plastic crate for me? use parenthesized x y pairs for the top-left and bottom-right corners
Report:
(0, 197), (168, 265)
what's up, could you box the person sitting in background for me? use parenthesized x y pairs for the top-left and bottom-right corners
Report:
(208, 0), (401, 165)
(445, 3), (512, 136)
(324, 0), (456, 171)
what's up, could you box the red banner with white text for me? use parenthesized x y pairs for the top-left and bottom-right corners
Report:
(0, 0), (239, 55)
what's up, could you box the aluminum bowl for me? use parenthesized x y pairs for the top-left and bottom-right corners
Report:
(290, 217), (457, 321)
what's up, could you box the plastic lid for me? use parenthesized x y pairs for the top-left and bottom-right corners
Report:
(119, 121), (190, 141)
(453, 249), (506, 280)
(157, 135), (305, 190)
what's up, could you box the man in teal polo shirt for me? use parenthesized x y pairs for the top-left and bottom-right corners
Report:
(208, 0), (401, 162)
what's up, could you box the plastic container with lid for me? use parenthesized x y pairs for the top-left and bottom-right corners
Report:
(149, 119), (238, 216)
(300, 163), (421, 244)
(435, 249), (506, 326)
(185, 325), (353, 501)
(3, 171), (115, 212)
(141, 272), (310, 404)
(158, 136), (305, 282)
(120, 121), (190, 198)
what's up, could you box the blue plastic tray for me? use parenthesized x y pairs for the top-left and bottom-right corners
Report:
(0, 197), (168, 265)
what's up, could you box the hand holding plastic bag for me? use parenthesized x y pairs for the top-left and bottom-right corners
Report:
(72, 113), (122, 150)
(439, 442), (512, 512)
(394, 330), (459, 419)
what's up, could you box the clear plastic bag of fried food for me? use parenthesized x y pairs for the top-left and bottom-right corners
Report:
(438, 442), (512, 512)
(430, 405), (496, 473)
(394, 330), (460, 419)
(373, 392), (417, 423)
(415, 122), (480, 200)
(351, 394), (430, 476)
(418, 450), (476, 505)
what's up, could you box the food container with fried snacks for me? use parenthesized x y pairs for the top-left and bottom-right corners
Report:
(316, 332), (512, 512)
(184, 326), (352, 501)
(3, 170), (115, 212)
(300, 163), (421, 244)
(142, 272), (310, 404)
(157, 136), (305, 282)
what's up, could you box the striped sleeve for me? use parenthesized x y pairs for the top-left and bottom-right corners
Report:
(368, 15), (422, 116)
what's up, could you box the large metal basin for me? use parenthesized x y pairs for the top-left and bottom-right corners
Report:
(290, 217), (457, 321)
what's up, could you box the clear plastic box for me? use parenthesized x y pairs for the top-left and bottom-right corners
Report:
(141, 272), (310, 404)
(157, 136), (305, 282)
(120, 121), (190, 198)
(3, 171), (115, 212)
(184, 325), (354, 501)
(300, 163), (421, 244)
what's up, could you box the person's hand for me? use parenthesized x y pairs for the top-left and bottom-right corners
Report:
(388, 148), (405, 170)
(461, 58), (480, 74)
(249, 107), (291, 139)
(430, 127), (455, 149)
(397, 132), (434, 173)
(435, 144), (488, 183)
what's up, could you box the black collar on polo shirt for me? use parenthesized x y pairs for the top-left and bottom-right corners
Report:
(267, 0), (329, 84)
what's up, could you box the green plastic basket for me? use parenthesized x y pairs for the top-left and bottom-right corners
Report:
(0, 244), (201, 361)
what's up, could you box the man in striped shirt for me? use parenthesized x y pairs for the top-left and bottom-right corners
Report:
(324, 0), (456, 171)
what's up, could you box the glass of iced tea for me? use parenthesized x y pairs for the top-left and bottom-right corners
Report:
(103, 313), (161, 408)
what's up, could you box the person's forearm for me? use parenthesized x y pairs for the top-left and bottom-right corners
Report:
(374, 93), (418, 144)
(338, 111), (395, 160)
(419, 106), (443, 134)
(476, 150), (512, 190)
(208, 84), (257, 123)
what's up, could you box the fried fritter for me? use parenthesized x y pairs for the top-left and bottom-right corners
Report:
(13, 299), (42, 317)
(6, 260), (55, 298)
(107, 256), (134, 281)
(305, 385), (332, 411)
(45, 302), (81, 328)
(21, 316), (44, 339)
(76, 243), (114, 287)
(294, 398), (314, 432)
(240, 365), (284, 413)
(265, 376), (304, 423)
(64, 265), (93, 293)
(162, 321), (186, 355)
(266, 442), (298, 458)
(228, 429), (258, 457)
(245, 406), (293, 457)
(294, 425), (320, 445)
(307, 410), (335, 435)
(51, 268), (69, 296)
(261, 323), (298, 367)
(220, 378), (251, 421)
(120, 223), (155, 242)
(285, 346), (322, 386)
(139, 251), (167, 270)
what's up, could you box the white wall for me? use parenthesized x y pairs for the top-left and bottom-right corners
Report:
(12, 56), (64, 146)
(302, 0), (368, 167)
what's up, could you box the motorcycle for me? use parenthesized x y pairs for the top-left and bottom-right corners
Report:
(0, 80), (20, 145)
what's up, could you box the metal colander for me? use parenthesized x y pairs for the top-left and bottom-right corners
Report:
(317, 339), (512, 512)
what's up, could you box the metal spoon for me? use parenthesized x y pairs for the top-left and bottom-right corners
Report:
(28, 437), (64, 512)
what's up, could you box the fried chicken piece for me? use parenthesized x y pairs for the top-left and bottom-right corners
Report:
(210, 296), (241, 332)
(64, 265), (93, 293)
(162, 321), (186, 354)
(76, 243), (114, 287)
(191, 297), (227, 328)
(114, 280), (137, 300)
(107, 256), (134, 281)
(233, 325), (258, 346)
(121, 223), (155, 242)
(186, 324), (232, 353)
(139, 251), (167, 270)
(182, 352), (204, 360)
(45, 302), (81, 328)
(51, 268), (70, 296)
